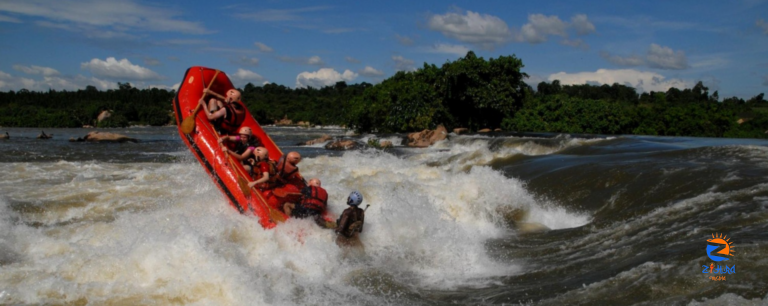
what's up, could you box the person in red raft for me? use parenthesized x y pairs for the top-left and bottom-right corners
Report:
(198, 88), (246, 134)
(283, 178), (329, 227)
(274, 151), (306, 189)
(219, 126), (263, 174)
(247, 147), (276, 189)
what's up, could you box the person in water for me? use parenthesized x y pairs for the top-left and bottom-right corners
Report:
(198, 88), (246, 134)
(273, 151), (307, 189)
(219, 127), (261, 173)
(283, 178), (328, 226)
(335, 191), (365, 247)
(247, 147), (277, 189)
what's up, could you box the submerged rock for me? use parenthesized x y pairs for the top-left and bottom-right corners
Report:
(37, 131), (52, 139)
(325, 139), (358, 150)
(301, 134), (332, 146)
(406, 124), (447, 148)
(69, 131), (138, 143)
(453, 128), (468, 135)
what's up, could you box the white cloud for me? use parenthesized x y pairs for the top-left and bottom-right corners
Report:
(0, 0), (208, 34)
(278, 55), (324, 66)
(232, 57), (260, 66)
(395, 34), (415, 46)
(12, 65), (60, 77)
(646, 43), (688, 69)
(231, 69), (265, 86)
(296, 68), (357, 88)
(254, 42), (273, 52)
(0, 14), (21, 23)
(570, 14), (596, 35)
(428, 10), (513, 49)
(428, 43), (470, 56)
(359, 66), (384, 77)
(392, 55), (415, 71)
(520, 14), (567, 44)
(81, 57), (163, 80)
(600, 51), (645, 67)
(0, 69), (118, 91)
(345, 56), (360, 64)
(757, 19), (768, 35)
(601, 44), (688, 70)
(307, 56), (323, 65)
(143, 58), (161, 66)
(560, 38), (588, 49)
(236, 6), (330, 22)
(549, 68), (691, 93)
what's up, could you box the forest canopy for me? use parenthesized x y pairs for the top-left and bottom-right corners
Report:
(0, 51), (765, 139)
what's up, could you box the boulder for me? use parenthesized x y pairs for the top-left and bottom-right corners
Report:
(478, 128), (491, 133)
(301, 134), (332, 146)
(275, 115), (293, 126)
(407, 125), (447, 148)
(69, 131), (138, 143)
(453, 128), (468, 135)
(82, 125), (94, 128)
(97, 110), (112, 122)
(325, 140), (358, 150)
(494, 128), (502, 132)
(37, 131), (52, 139)
(379, 140), (393, 148)
(0, 132), (8, 139)
(297, 121), (311, 127)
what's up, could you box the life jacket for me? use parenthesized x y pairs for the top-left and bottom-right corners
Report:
(272, 155), (306, 188)
(300, 186), (327, 212)
(253, 159), (278, 181)
(232, 136), (260, 155)
(220, 100), (246, 133)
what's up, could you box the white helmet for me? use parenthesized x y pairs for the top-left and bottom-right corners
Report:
(347, 191), (363, 206)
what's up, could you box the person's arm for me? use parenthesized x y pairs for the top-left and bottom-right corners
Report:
(228, 147), (254, 161)
(204, 106), (226, 121)
(203, 88), (226, 100)
(218, 135), (236, 145)
(358, 209), (365, 233)
(335, 209), (350, 234)
(250, 171), (269, 187)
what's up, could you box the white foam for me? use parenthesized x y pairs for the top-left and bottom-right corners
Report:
(0, 141), (592, 304)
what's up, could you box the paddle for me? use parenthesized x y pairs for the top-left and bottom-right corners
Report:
(272, 188), (302, 198)
(181, 70), (220, 134)
(222, 147), (253, 197)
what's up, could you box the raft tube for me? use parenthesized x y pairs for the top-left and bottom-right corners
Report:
(173, 66), (292, 228)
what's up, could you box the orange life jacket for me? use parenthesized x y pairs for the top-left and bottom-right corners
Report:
(220, 100), (246, 133)
(272, 155), (307, 188)
(300, 186), (327, 212)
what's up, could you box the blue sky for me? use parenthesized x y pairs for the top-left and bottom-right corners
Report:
(1, 0), (767, 99)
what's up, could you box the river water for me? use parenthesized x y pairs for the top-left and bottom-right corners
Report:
(0, 126), (766, 305)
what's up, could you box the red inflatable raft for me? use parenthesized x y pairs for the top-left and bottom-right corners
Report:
(173, 67), (320, 229)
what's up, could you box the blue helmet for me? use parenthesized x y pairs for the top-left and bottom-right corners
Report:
(347, 191), (363, 206)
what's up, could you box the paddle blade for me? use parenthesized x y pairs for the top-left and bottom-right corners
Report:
(269, 207), (287, 223)
(238, 176), (251, 197)
(180, 115), (196, 134)
(180, 104), (202, 134)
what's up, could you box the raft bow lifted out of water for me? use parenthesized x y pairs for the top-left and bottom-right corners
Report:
(173, 67), (304, 229)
